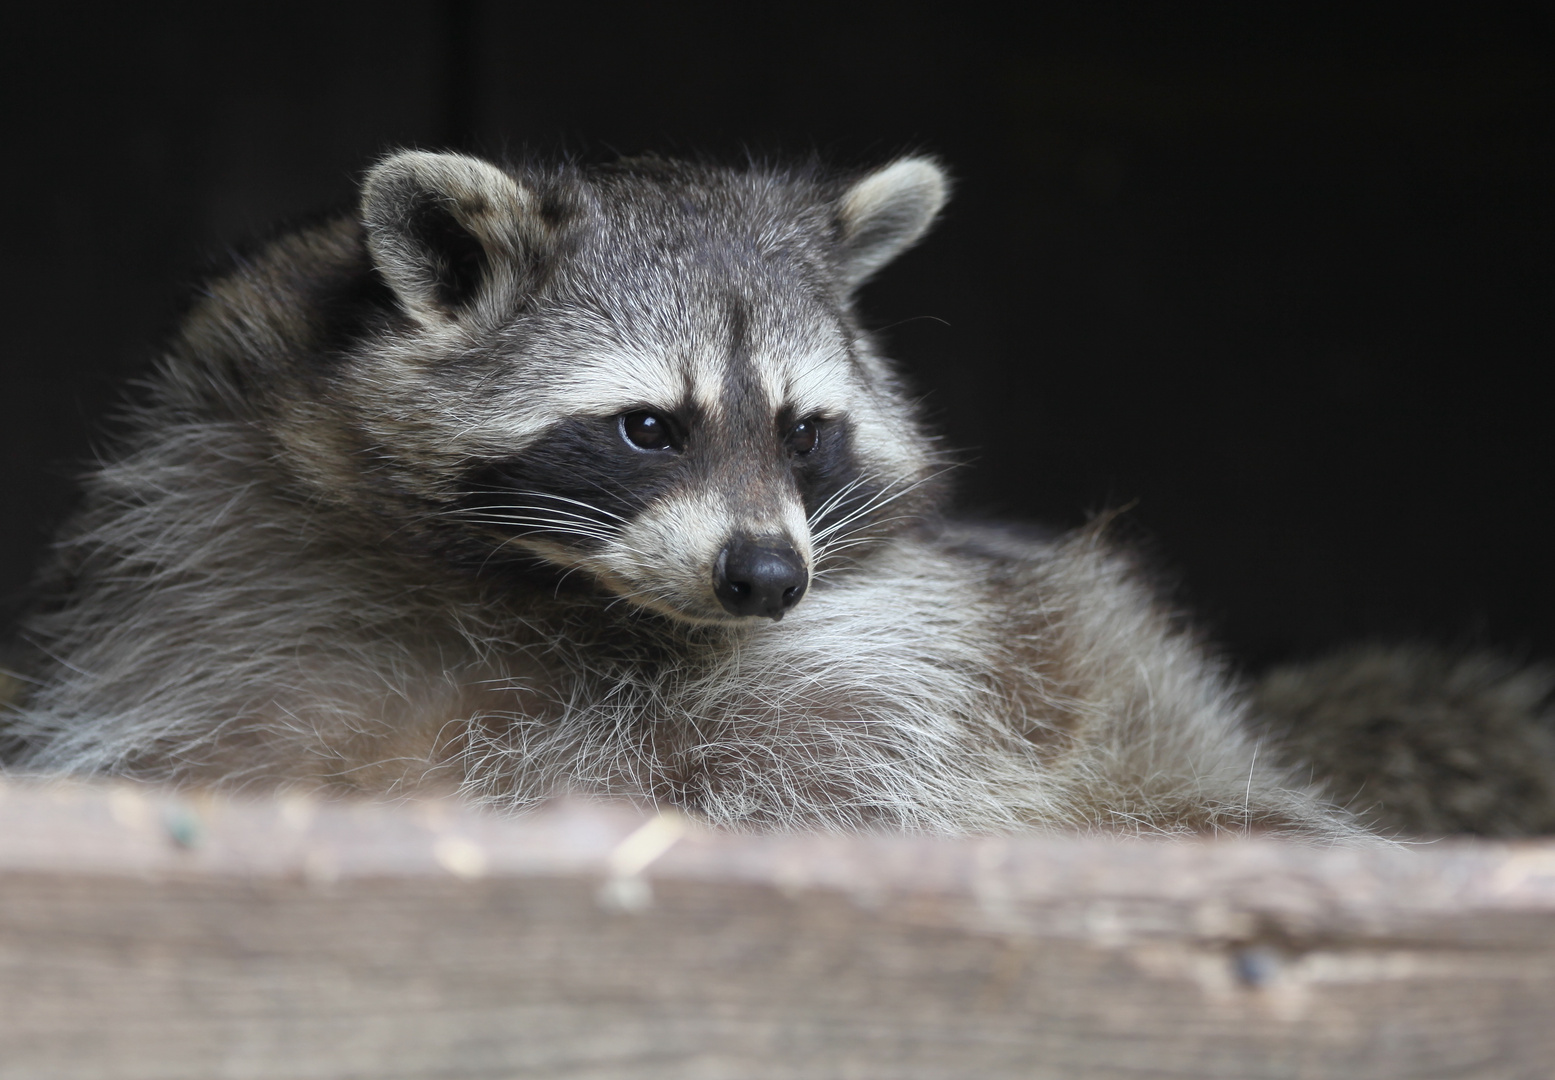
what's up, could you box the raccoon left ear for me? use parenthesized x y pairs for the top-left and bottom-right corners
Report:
(360, 150), (535, 325)
(834, 157), (949, 291)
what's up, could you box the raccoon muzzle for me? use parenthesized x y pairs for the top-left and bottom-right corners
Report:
(714, 536), (809, 620)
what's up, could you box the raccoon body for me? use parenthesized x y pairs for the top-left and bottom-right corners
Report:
(2, 150), (1362, 838)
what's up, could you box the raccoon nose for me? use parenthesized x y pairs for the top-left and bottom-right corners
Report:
(714, 537), (809, 620)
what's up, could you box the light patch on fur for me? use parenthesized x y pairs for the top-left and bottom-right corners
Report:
(525, 345), (693, 423)
(754, 343), (854, 419)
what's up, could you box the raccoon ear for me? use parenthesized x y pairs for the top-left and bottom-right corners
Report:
(834, 157), (949, 291)
(360, 150), (534, 324)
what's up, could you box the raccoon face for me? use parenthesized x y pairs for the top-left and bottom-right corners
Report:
(345, 150), (948, 625)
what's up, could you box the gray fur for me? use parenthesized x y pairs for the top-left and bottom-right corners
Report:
(1, 150), (1376, 839)
(1255, 645), (1555, 837)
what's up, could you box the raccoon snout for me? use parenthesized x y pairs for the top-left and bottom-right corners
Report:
(714, 537), (809, 620)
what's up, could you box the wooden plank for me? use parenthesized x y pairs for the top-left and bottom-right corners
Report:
(1, 780), (1553, 1079)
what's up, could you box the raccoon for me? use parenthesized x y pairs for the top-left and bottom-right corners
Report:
(0, 149), (1368, 839)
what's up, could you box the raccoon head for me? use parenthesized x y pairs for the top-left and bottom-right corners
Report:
(337, 149), (948, 625)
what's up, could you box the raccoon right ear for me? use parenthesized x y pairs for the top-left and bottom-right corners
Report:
(834, 157), (950, 291)
(360, 150), (535, 325)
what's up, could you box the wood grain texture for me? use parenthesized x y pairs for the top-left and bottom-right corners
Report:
(1, 780), (1553, 1079)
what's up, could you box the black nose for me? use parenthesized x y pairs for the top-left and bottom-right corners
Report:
(714, 537), (809, 619)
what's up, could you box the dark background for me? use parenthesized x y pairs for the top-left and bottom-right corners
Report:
(3, 3), (1550, 669)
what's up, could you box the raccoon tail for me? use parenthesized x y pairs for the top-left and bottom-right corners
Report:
(1252, 644), (1555, 838)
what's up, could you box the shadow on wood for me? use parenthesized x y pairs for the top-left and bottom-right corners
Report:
(1, 780), (1552, 1078)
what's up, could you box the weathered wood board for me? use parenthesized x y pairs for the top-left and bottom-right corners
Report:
(1, 780), (1553, 1079)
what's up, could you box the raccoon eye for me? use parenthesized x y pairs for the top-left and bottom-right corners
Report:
(786, 418), (819, 455)
(620, 410), (678, 452)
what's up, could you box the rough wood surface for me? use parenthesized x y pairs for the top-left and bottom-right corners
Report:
(1, 781), (1553, 1079)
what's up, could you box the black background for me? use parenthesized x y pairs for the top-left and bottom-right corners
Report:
(3, 3), (1550, 668)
